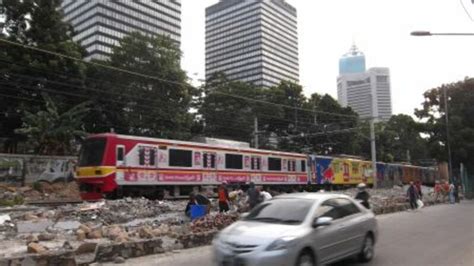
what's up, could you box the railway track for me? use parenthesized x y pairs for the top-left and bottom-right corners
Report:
(25, 199), (84, 206)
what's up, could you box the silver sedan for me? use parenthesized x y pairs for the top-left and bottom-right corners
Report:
(213, 193), (378, 266)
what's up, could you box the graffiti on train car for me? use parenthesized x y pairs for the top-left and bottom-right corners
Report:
(312, 156), (373, 185)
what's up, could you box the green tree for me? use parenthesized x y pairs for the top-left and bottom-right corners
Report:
(15, 94), (90, 155)
(198, 74), (269, 143)
(85, 32), (195, 139)
(0, 0), (86, 152)
(415, 78), (474, 172)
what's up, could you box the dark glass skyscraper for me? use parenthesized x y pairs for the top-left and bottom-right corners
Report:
(62, 0), (181, 60)
(205, 0), (299, 87)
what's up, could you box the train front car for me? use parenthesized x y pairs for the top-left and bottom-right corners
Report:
(75, 134), (117, 200)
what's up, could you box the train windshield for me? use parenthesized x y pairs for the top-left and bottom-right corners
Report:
(79, 138), (107, 166)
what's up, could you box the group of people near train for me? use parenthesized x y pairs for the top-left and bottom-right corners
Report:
(185, 182), (274, 217)
(185, 179), (462, 217)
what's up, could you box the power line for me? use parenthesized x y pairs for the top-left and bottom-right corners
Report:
(0, 38), (361, 120)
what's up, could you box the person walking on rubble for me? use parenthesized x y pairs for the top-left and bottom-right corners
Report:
(407, 181), (419, 210)
(185, 193), (198, 218)
(195, 186), (211, 214)
(355, 183), (370, 209)
(246, 182), (260, 210)
(218, 182), (230, 212)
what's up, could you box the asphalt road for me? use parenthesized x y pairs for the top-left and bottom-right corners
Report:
(97, 201), (474, 266)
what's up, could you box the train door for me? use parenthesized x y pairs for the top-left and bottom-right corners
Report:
(203, 151), (217, 184)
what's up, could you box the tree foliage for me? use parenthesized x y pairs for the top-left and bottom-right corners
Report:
(415, 78), (474, 172)
(85, 32), (195, 140)
(0, 0), (86, 152)
(15, 94), (90, 155)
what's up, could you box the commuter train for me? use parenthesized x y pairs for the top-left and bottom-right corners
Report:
(75, 133), (439, 200)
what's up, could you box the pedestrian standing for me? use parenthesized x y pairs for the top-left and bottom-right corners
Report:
(355, 183), (371, 209)
(195, 186), (211, 214)
(454, 184), (460, 203)
(246, 182), (260, 210)
(218, 182), (230, 212)
(260, 186), (272, 201)
(185, 193), (198, 218)
(415, 180), (423, 200)
(449, 182), (455, 204)
(407, 182), (419, 210)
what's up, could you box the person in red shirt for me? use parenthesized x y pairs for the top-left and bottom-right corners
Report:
(218, 182), (230, 212)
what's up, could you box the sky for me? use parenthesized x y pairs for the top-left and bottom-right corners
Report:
(180, 0), (474, 117)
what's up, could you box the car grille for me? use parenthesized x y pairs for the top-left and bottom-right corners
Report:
(225, 242), (258, 254)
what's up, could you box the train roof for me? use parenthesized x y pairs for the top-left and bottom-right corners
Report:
(87, 133), (307, 158)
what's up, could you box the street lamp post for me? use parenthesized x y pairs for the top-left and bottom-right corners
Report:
(411, 31), (474, 36)
(410, 30), (463, 183)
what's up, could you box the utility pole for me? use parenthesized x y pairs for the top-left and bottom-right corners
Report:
(443, 87), (453, 183)
(370, 117), (377, 189)
(370, 93), (377, 189)
(254, 116), (259, 149)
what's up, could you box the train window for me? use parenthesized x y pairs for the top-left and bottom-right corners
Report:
(203, 152), (216, 168)
(287, 160), (296, 172)
(301, 160), (306, 172)
(138, 147), (157, 166)
(251, 156), (261, 170)
(268, 157), (282, 171)
(226, 154), (243, 169)
(169, 149), (193, 167)
(116, 146), (124, 162)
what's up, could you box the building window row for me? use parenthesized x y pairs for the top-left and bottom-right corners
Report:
(70, 5), (180, 35)
(207, 16), (297, 51)
(261, 26), (298, 52)
(206, 26), (261, 48)
(206, 7), (261, 34)
(63, 1), (96, 18)
(260, 1), (297, 27)
(206, 18), (261, 43)
(206, 39), (261, 60)
(260, 7), (297, 36)
(105, 1), (180, 25)
(206, 50), (263, 69)
(206, 31), (262, 54)
(207, 61), (263, 78)
(207, 56), (264, 75)
(206, 1), (259, 22)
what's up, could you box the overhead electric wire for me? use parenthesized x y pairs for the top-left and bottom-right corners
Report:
(0, 37), (361, 119)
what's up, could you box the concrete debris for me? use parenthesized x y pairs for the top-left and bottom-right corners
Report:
(114, 256), (126, 264)
(75, 242), (97, 255)
(0, 214), (10, 225)
(0, 186), (451, 264)
(27, 242), (48, 254)
(38, 233), (55, 241)
(87, 229), (103, 239)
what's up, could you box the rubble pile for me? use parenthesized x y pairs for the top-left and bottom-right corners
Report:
(339, 185), (442, 214)
(0, 182), (81, 205)
(190, 212), (239, 233)
(0, 186), (452, 264)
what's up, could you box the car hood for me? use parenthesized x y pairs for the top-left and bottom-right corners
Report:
(219, 220), (304, 246)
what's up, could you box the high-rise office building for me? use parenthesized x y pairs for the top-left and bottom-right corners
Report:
(205, 0), (299, 87)
(61, 0), (181, 60)
(337, 67), (392, 121)
(339, 44), (366, 75)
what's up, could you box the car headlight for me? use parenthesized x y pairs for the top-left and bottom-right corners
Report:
(265, 236), (297, 251)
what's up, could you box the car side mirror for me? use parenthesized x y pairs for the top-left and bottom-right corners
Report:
(312, 217), (333, 228)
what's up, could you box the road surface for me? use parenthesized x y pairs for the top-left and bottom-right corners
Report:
(96, 201), (474, 266)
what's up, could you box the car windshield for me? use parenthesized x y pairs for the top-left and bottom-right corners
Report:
(244, 198), (314, 225)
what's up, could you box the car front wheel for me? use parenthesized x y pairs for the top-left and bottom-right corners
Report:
(358, 234), (375, 262)
(296, 250), (316, 266)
